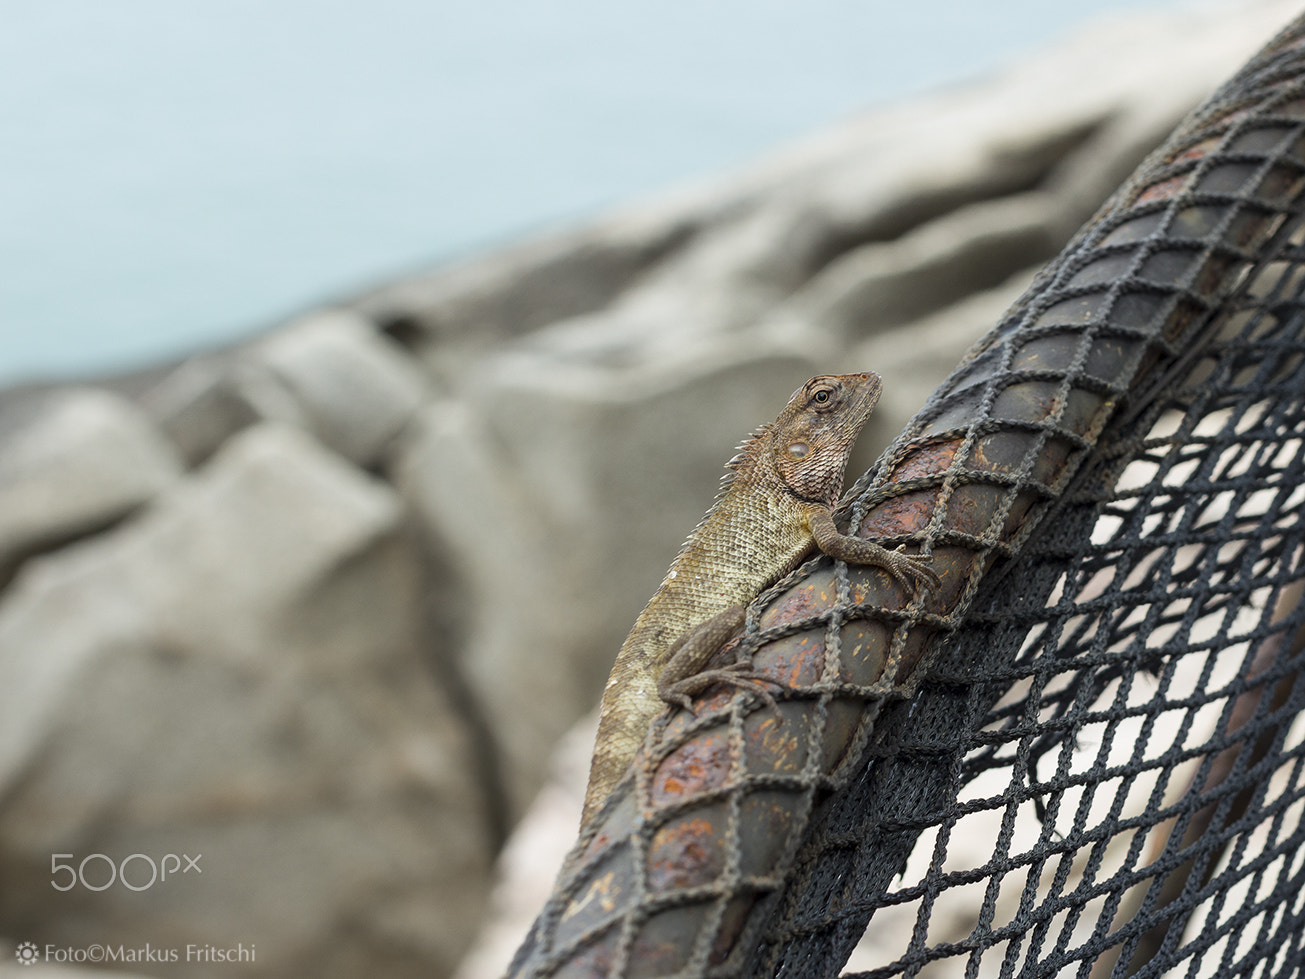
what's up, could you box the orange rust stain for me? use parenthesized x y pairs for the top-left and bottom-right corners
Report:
(652, 729), (731, 803)
(745, 711), (804, 773)
(891, 440), (959, 481)
(1169, 134), (1221, 165)
(582, 830), (612, 864)
(760, 632), (825, 688)
(1136, 173), (1190, 204)
(1208, 103), (1260, 131)
(836, 619), (891, 685)
(860, 488), (939, 537)
(561, 871), (619, 922)
(759, 576), (836, 629)
(648, 817), (722, 890)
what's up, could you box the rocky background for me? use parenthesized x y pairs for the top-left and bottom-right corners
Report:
(0, 2), (1298, 977)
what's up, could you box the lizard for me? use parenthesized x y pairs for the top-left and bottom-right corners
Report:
(580, 371), (940, 829)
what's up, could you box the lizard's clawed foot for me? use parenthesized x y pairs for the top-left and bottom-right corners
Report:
(659, 660), (783, 715)
(883, 545), (942, 597)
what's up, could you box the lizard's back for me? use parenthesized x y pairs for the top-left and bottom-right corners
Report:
(583, 483), (812, 826)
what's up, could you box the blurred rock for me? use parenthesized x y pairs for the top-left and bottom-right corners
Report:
(140, 353), (262, 467)
(0, 947), (152, 979)
(0, 425), (490, 978)
(144, 311), (430, 469)
(0, 388), (180, 576)
(248, 310), (431, 467)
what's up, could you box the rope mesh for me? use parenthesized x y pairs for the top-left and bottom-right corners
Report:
(509, 12), (1305, 979)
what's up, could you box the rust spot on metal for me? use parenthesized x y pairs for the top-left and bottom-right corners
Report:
(508, 31), (1305, 976)
(759, 573), (836, 629)
(761, 631), (825, 688)
(1169, 134), (1222, 165)
(562, 871), (620, 922)
(652, 727), (732, 804)
(970, 430), (1037, 473)
(860, 487), (940, 538)
(1136, 173), (1190, 204)
(648, 816), (724, 890)
(743, 707), (807, 776)
(836, 618), (891, 685)
(890, 439), (959, 480)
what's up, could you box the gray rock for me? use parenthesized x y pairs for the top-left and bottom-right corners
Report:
(247, 311), (431, 468)
(0, 424), (490, 978)
(355, 209), (705, 350)
(144, 311), (431, 470)
(139, 354), (263, 466)
(0, 388), (181, 574)
(774, 192), (1065, 343)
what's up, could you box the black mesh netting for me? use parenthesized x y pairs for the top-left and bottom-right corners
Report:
(510, 12), (1305, 979)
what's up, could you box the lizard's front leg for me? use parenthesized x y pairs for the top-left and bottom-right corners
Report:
(657, 605), (781, 713)
(806, 505), (941, 594)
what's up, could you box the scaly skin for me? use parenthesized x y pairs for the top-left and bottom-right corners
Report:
(580, 372), (939, 829)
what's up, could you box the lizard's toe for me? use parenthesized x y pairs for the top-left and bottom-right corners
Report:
(887, 550), (941, 595)
(668, 692), (697, 713)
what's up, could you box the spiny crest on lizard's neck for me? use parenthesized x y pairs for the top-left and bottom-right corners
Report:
(717, 373), (882, 507)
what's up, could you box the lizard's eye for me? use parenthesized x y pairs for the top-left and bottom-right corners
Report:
(787, 442), (809, 459)
(812, 388), (832, 405)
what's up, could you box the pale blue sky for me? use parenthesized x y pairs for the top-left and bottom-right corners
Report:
(1, 0), (1179, 383)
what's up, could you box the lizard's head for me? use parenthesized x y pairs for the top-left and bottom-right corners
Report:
(771, 372), (882, 504)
